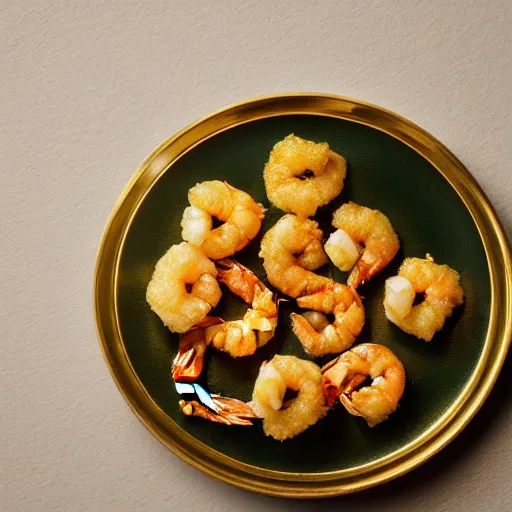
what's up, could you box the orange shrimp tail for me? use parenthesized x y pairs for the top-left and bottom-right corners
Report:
(339, 394), (365, 419)
(172, 329), (209, 382)
(348, 259), (376, 288)
(216, 258), (262, 304)
(180, 396), (257, 426)
(290, 312), (321, 355)
(342, 374), (368, 394)
(322, 381), (340, 407)
(211, 395), (258, 423)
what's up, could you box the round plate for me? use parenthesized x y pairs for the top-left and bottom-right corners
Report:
(94, 94), (511, 498)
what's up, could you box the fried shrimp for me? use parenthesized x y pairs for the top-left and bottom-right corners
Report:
(204, 259), (279, 357)
(251, 355), (328, 440)
(384, 255), (464, 341)
(322, 344), (405, 427)
(327, 202), (400, 288)
(181, 180), (265, 260)
(259, 214), (331, 297)
(172, 259), (279, 381)
(146, 242), (222, 333)
(264, 135), (347, 217)
(291, 283), (365, 357)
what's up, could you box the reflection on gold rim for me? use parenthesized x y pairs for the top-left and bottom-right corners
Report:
(93, 93), (512, 498)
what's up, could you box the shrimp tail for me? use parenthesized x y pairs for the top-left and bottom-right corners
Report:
(342, 374), (368, 394)
(211, 395), (258, 422)
(180, 400), (231, 424)
(348, 258), (383, 288)
(172, 326), (215, 382)
(179, 396), (257, 426)
(290, 312), (322, 356)
(172, 336), (205, 383)
(321, 359), (351, 406)
(347, 261), (367, 288)
(216, 258), (262, 304)
(339, 394), (365, 419)
(326, 373), (368, 408)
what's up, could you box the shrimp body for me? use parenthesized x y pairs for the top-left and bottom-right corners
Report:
(384, 256), (464, 341)
(259, 214), (331, 297)
(291, 283), (365, 357)
(204, 259), (279, 357)
(328, 202), (400, 288)
(172, 259), (279, 381)
(251, 355), (328, 440)
(322, 344), (406, 427)
(181, 180), (265, 260)
(146, 242), (222, 333)
(205, 273), (279, 357)
(264, 135), (346, 217)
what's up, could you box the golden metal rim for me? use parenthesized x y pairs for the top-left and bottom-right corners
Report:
(93, 93), (512, 498)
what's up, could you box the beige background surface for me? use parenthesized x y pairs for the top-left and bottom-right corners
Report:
(2, 1), (511, 510)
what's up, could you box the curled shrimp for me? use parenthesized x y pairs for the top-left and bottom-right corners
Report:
(322, 344), (406, 427)
(181, 180), (265, 260)
(172, 260), (279, 381)
(384, 255), (464, 341)
(146, 242), (222, 333)
(259, 214), (331, 298)
(205, 259), (279, 357)
(263, 135), (347, 217)
(290, 283), (365, 357)
(326, 202), (400, 288)
(251, 355), (328, 440)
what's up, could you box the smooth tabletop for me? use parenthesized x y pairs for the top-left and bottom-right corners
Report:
(2, 1), (511, 511)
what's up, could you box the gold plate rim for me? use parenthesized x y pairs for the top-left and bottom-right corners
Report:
(93, 93), (512, 498)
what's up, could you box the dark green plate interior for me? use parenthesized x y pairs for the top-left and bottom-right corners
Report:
(117, 115), (490, 473)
